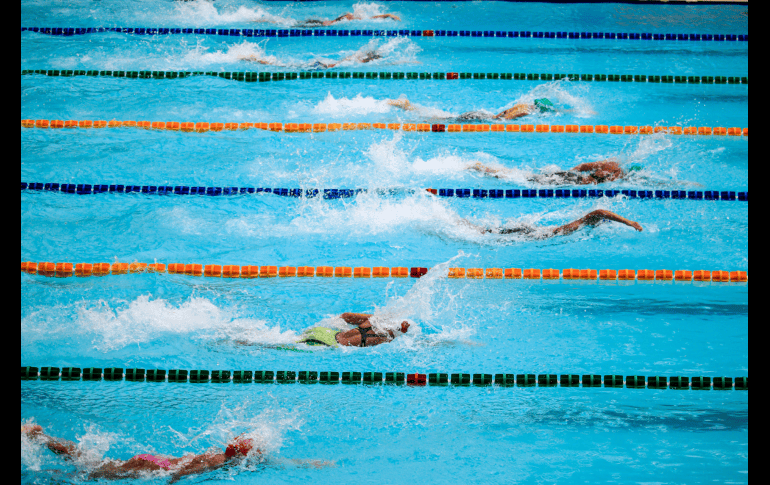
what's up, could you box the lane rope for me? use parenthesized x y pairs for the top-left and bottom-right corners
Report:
(20, 120), (749, 137)
(20, 367), (748, 390)
(20, 183), (749, 202)
(21, 70), (749, 85)
(20, 27), (748, 43)
(20, 262), (748, 283)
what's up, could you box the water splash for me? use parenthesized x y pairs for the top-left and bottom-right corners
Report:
(314, 93), (393, 116)
(180, 36), (419, 70)
(168, 400), (304, 459)
(181, 38), (279, 68)
(20, 407), (305, 479)
(172, 0), (297, 26)
(350, 2), (390, 20)
(21, 295), (299, 354)
(478, 78), (591, 119)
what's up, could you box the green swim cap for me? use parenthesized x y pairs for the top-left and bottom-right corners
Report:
(628, 164), (643, 172)
(534, 98), (555, 113)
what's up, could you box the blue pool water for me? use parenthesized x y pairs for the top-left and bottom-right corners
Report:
(21, 1), (748, 483)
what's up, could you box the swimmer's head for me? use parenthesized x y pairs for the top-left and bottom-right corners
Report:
(225, 436), (256, 459)
(533, 98), (555, 113)
(400, 321), (410, 333)
(362, 51), (383, 63)
(628, 164), (643, 172)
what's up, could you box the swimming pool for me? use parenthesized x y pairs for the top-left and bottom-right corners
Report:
(21, 1), (748, 483)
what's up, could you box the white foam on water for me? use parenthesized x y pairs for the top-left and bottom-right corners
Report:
(172, 0), (297, 26)
(300, 254), (481, 351)
(282, 132), (506, 187)
(313, 78), (591, 121)
(217, 185), (634, 248)
(324, 37), (422, 68)
(350, 2), (389, 20)
(21, 422), (46, 472)
(501, 79), (597, 120)
(411, 152), (503, 179)
(21, 295), (299, 353)
(314, 93), (393, 116)
(72, 425), (123, 469)
(179, 36), (419, 70)
(168, 401), (304, 460)
(313, 93), (452, 118)
(181, 38), (280, 68)
(21, 421), (127, 476)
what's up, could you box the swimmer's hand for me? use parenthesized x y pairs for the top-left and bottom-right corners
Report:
(387, 99), (413, 111)
(629, 221), (643, 232)
(373, 14), (401, 21)
(22, 424), (43, 437)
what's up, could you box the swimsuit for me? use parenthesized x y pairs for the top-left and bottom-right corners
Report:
(298, 327), (340, 347)
(135, 454), (172, 470)
(456, 111), (494, 121)
(497, 224), (537, 236)
(298, 326), (390, 347)
(356, 326), (391, 347)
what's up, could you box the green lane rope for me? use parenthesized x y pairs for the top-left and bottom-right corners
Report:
(21, 70), (748, 85)
(21, 367), (748, 390)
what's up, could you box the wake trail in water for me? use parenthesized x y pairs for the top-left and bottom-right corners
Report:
(311, 79), (594, 121)
(20, 295), (299, 355)
(182, 36), (419, 70)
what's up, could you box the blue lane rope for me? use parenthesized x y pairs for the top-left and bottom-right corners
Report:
(20, 183), (748, 201)
(20, 27), (748, 42)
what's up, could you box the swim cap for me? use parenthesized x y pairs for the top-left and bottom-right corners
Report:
(533, 98), (555, 113)
(628, 164), (643, 172)
(225, 437), (254, 458)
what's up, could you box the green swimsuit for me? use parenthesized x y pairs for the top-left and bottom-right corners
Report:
(298, 327), (341, 347)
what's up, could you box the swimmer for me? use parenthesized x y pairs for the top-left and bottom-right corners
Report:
(297, 313), (410, 348)
(297, 12), (401, 27)
(458, 209), (643, 239)
(240, 50), (382, 69)
(468, 160), (644, 185)
(387, 97), (561, 120)
(21, 424), (330, 481)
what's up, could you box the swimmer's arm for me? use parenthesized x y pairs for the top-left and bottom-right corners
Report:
(328, 13), (356, 25)
(387, 99), (414, 111)
(494, 104), (532, 120)
(456, 218), (491, 234)
(169, 454), (226, 484)
(372, 14), (401, 21)
(468, 162), (502, 177)
(239, 56), (272, 65)
(570, 160), (621, 173)
(22, 425), (80, 458)
(340, 313), (373, 325)
(553, 209), (642, 236)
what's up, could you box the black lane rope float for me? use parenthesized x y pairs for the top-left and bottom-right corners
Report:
(21, 367), (748, 389)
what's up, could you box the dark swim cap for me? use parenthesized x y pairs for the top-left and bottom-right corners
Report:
(628, 164), (643, 172)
